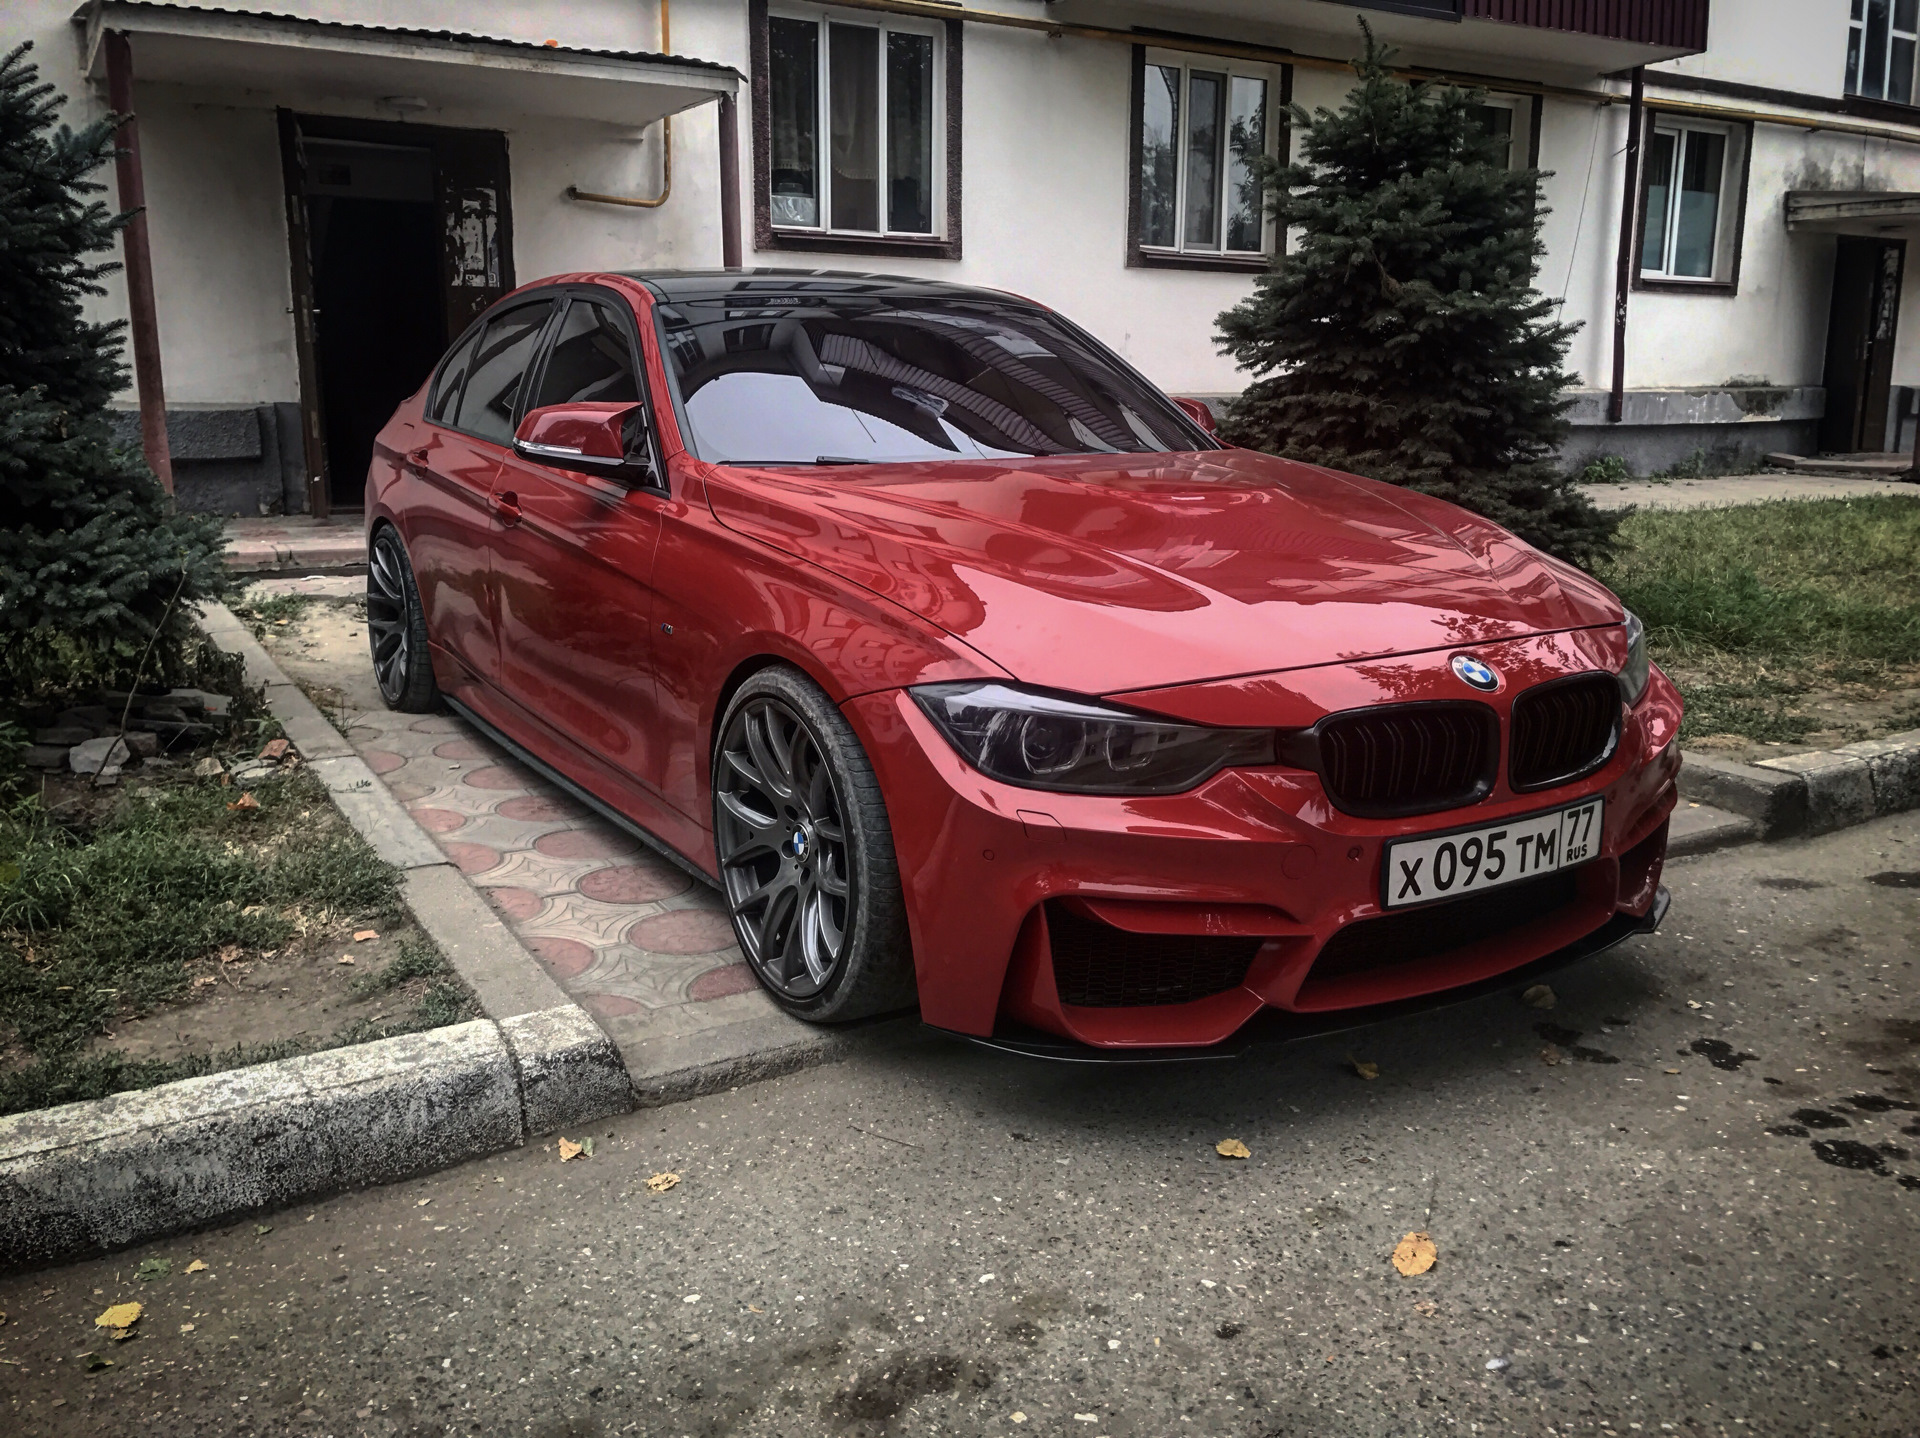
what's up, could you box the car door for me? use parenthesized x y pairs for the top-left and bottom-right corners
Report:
(488, 290), (668, 788)
(406, 296), (558, 688)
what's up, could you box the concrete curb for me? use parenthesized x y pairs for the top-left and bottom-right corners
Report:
(1678, 729), (1920, 843)
(0, 608), (638, 1270)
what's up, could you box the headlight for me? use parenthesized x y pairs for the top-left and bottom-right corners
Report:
(911, 681), (1275, 794)
(1617, 611), (1650, 706)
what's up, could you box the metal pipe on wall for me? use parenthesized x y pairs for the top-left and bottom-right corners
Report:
(1608, 66), (1644, 426)
(102, 29), (173, 493)
(717, 91), (742, 267)
(567, 0), (674, 208)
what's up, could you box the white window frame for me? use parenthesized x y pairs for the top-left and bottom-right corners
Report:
(1470, 96), (1525, 170)
(1848, 0), (1920, 103)
(766, 3), (946, 241)
(1638, 118), (1742, 285)
(1138, 48), (1281, 260)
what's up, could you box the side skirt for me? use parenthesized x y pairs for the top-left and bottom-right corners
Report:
(442, 695), (721, 893)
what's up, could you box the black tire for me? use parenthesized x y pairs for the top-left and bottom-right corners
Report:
(712, 666), (915, 1022)
(366, 525), (440, 713)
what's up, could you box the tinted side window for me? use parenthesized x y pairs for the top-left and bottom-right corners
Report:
(532, 300), (642, 409)
(455, 301), (557, 444)
(427, 327), (481, 425)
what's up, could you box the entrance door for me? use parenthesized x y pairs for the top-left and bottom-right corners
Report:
(277, 114), (515, 514)
(1821, 236), (1906, 454)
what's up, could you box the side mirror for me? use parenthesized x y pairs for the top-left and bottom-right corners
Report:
(1171, 396), (1219, 437)
(514, 402), (656, 485)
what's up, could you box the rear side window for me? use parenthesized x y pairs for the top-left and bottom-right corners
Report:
(427, 328), (480, 425)
(531, 300), (641, 409)
(455, 300), (558, 444)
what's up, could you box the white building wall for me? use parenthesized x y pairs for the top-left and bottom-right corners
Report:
(18, 0), (1920, 453)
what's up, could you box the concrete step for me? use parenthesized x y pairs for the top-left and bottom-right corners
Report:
(224, 517), (366, 576)
(1766, 452), (1915, 478)
(1668, 801), (1759, 858)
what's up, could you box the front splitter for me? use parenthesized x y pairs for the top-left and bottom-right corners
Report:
(930, 886), (1671, 1065)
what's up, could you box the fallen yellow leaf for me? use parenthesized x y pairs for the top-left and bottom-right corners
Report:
(95, 1302), (141, 1332)
(1391, 1232), (1437, 1277)
(1663, 1067), (1682, 1075)
(1540, 1046), (1563, 1066)
(185, 1260), (207, 1274)
(336, 954), (355, 965)
(227, 792), (259, 811)
(1522, 984), (1556, 1010)
(1215, 1139), (1251, 1160)
(179, 1323), (195, 1334)
(646, 1171), (681, 1192)
(353, 930), (379, 942)
(558, 1137), (584, 1162)
(1348, 1053), (1380, 1080)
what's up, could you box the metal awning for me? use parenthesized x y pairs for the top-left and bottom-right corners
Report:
(1786, 191), (1920, 235)
(74, 1), (738, 128)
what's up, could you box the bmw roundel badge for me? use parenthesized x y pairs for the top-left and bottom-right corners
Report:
(1451, 654), (1500, 691)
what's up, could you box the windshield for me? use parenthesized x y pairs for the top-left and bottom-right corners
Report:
(651, 292), (1209, 464)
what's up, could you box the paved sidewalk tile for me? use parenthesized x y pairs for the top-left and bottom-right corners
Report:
(342, 707), (759, 1040)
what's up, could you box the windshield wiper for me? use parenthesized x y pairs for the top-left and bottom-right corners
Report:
(811, 455), (876, 465)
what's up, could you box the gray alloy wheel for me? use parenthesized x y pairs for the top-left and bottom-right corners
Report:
(366, 525), (440, 713)
(712, 666), (914, 1022)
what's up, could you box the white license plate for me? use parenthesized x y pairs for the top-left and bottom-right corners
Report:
(1382, 798), (1604, 910)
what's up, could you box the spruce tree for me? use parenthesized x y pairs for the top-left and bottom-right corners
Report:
(0, 41), (228, 695)
(1216, 24), (1614, 568)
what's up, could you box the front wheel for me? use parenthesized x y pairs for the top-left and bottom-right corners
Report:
(366, 525), (440, 713)
(712, 667), (915, 1023)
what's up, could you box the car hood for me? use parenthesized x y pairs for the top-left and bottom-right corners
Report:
(703, 449), (1622, 695)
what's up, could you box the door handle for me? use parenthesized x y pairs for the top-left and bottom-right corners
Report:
(492, 490), (522, 526)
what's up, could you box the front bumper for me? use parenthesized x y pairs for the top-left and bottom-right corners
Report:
(844, 632), (1683, 1050)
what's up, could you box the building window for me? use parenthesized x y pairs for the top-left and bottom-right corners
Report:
(1470, 102), (1516, 167)
(1130, 48), (1284, 270)
(1848, 0), (1919, 104)
(756, 4), (956, 254)
(1637, 118), (1750, 292)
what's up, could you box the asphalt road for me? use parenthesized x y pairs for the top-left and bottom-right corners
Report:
(4, 813), (1918, 1438)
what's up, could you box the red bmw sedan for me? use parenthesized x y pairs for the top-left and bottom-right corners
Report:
(365, 269), (1681, 1054)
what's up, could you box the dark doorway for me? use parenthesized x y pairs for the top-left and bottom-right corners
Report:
(278, 114), (515, 514)
(308, 139), (444, 510)
(1820, 235), (1906, 454)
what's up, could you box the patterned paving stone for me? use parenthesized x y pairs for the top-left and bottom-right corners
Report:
(627, 907), (738, 955)
(534, 827), (643, 861)
(498, 794), (588, 823)
(410, 807), (468, 834)
(462, 765), (531, 790)
(298, 689), (761, 1021)
(487, 887), (544, 922)
(578, 860), (690, 904)
(690, 964), (758, 1001)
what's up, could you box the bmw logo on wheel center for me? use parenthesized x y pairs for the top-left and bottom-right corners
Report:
(1451, 654), (1500, 691)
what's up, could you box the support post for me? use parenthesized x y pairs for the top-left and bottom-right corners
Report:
(1609, 66), (1644, 426)
(103, 30), (172, 492)
(717, 91), (742, 269)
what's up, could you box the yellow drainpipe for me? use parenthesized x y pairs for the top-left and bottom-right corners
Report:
(568, 0), (674, 208)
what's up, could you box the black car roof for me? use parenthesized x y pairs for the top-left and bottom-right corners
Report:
(618, 268), (1027, 306)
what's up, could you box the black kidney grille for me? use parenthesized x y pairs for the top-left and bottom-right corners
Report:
(1047, 903), (1261, 1008)
(1308, 867), (1582, 983)
(1313, 704), (1495, 817)
(1509, 675), (1620, 791)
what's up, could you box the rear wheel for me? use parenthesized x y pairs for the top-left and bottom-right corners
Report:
(712, 667), (914, 1022)
(367, 525), (440, 713)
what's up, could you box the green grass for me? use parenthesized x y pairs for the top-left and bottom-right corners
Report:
(1595, 496), (1920, 742)
(0, 769), (401, 1061)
